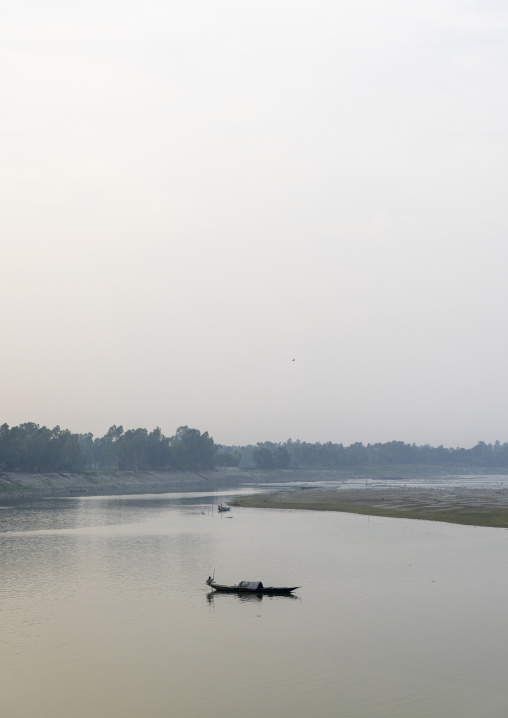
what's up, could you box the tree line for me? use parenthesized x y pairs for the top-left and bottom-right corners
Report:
(233, 439), (508, 470)
(0, 423), (222, 473)
(2, 421), (508, 473)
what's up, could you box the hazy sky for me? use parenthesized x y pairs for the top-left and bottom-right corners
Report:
(1, 0), (507, 447)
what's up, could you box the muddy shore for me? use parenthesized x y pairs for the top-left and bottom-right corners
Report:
(0, 469), (242, 498)
(0, 467), (336, 498)
(0, 466), (458, 498)
(230, 485), (508, 528)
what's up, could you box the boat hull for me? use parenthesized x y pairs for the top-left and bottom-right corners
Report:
(208, 583), (299, 595)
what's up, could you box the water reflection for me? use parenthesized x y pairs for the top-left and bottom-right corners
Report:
(206, 591), (299, 604)
(2, 489), (508, 718)
(0, 488), (254, 536)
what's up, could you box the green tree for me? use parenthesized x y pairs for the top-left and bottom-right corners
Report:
(170, 426), (217, 469)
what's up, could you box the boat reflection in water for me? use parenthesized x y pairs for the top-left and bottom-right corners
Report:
(206, 590), (299, 604)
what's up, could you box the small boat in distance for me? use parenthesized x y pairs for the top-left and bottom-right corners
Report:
(217, 504), (231, 512)
(206, 577), (299, 595)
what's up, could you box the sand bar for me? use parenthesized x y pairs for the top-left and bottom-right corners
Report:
(230, 485), (508, 528)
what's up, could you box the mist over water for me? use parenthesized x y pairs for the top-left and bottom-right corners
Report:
(1, 489), (508, 718)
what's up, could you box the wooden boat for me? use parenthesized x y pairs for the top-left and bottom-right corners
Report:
(217, 504), (231, 512)
(206, 577), (299, 594)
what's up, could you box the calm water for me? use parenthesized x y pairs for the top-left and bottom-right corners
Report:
(1, 488), (508, 718)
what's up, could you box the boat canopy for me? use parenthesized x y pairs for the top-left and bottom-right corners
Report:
(237, 581), (263, 590)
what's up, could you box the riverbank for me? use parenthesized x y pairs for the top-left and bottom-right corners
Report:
(0, 467), (337, 497)
(229, 484), (508, 528)
(0, 465), (458, 497)
(0, 468), (242, 498)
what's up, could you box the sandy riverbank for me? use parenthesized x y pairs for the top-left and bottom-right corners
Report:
(229, 485), (508, 528)
(0, 467), (350, 497)
(0, 468), (247, 498)
(0, 466), (473, 498)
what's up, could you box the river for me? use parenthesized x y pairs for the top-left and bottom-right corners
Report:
(1, 488), (507, 718)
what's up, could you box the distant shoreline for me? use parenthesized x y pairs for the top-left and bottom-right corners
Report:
(3, 464), (508, 496)
(0, 468), (243, 499)
(229, 484), (508, 528)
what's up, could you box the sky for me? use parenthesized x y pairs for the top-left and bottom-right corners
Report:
(1, 0), (507, 448)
